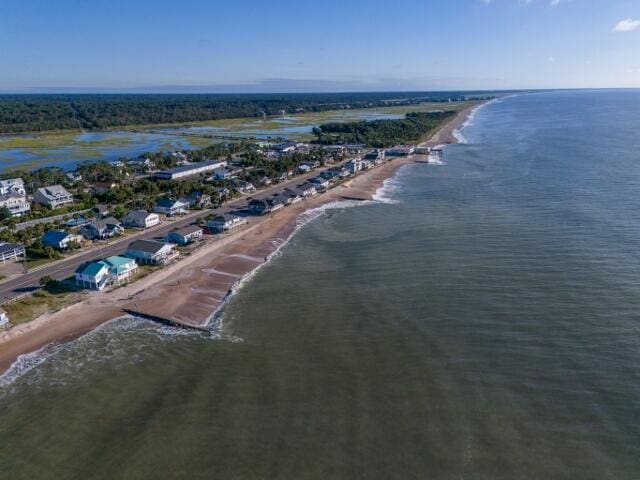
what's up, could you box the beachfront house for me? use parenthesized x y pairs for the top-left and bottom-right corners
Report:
(75, 261), (110, 291)
(207, 213), (248, 233)
(80, 217), (123, 240)
(0, 178), (26, 196)
(42, 230), (83, 250)
(346, 158), (363, 174)
(0, 308), (9, 328)
(126, 239), (178, 265)
(164, 225), (203, 245)
(267, 196), (285, 212)
(249, 199), (270, 215)
(309, 177), (330, 191)
(122, 210), (160, 229)
(0, 194), (31, 216)
(33, 185), (74, 209)
(153, 198), (189, 217)
(103, 256), (138, 286)
(297, 183), (318, 198)
(283, 188), (303, 205)
(364, 149), (386, 165)
(386, 145), (415, 157)
(0, 243), (25, 263)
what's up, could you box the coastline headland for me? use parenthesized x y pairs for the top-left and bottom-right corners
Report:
(0, 103), (480, 377)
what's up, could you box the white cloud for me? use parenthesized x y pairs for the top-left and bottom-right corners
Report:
(614, 18), (640, 32)
(548, 56), (556, 62)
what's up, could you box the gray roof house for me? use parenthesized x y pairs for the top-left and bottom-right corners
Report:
(0, 242), (25, 263)
(153, 198), (189, 216)
(164, 225), (203, 245)
(208, 213), (248, 233)
(80, 217), (123, 240)
(33, 185), (74, 208)
(123, 210), (160, 229)
(126, 239), (178, 265)
(42, 230), (83, 250)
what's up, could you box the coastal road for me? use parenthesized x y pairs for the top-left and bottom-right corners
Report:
(0, 161), (349, 303)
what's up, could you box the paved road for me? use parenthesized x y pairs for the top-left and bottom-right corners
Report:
(0, 163), (343, 303)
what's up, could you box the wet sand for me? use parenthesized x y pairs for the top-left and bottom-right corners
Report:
(0, 103), (479, 375)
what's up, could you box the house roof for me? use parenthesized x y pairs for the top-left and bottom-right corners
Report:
(128, 239), (171, 255)
(42, 230), (71, 243)
(156, 197), (187, 208)
(103, 256), (135, 273)
(87, 217), (121, 230)
(211, 213), (241, 223)
(170, 225), (203, 237)
(75, 261), (108, 277)
(125, 210), (154, 222)
(0, 242), (24, 255)
(37, 185), (71, 199)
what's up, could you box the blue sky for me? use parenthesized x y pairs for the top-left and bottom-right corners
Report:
(1, 0), (639, 92)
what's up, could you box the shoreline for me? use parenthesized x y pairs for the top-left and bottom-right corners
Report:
(0, 102), (480, 377)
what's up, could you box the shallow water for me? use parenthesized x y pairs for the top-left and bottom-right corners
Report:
(0, 110), (403, 171)
(1, 90), (639, 479)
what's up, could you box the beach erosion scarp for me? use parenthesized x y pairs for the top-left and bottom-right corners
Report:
(0, 103), (478, 376)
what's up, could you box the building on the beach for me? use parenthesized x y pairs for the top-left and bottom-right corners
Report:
(33, 185), (74, 208)
(126, 239), (178, 265)
(122, 210), (160, 229)
(80, 217), (123, 240)
(153, 198), (189, 217)
(0, 178), (26, 196)
(282, 188), (303, 204)
(309, 177), (330, 191)
(386, 145), (415, 157)
(249, 199), (270, 215)
(207, 213), (248, 233)
(102, 255), (138, 286)
(413, 146), (430, 155)
(0, 307), (10, 328)
(42, 230), (83, 250)
(74, 261), (110, 290)
(296, 183), (318, 198)
(345, 158), (363, 174)
(266, 196), (285, 212)
(0, 193), (31, 217)
(154, 160), (227, 180)
(0, 242), (25, 263)
(364, 149), (386, 164)
(164, 225), (203, 245)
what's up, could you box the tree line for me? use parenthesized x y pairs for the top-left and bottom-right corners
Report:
(0, 92), (472, 133)
(312, 111), (457, 147)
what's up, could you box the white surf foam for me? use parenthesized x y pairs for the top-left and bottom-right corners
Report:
(452, 97), (501, 144)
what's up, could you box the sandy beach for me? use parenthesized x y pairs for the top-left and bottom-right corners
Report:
(0, 103), (478, 375)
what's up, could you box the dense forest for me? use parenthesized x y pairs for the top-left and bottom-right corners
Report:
(0, 92), (478, 133)
(312, 111), (457, 147)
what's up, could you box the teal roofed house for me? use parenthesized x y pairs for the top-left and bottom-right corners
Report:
(75, 261), (110, 290)
(103, 256), (138, 285)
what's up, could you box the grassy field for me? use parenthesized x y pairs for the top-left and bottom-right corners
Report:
(4, 288), (88, 325)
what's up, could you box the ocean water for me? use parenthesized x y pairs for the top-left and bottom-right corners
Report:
(1, 90), (640, 479)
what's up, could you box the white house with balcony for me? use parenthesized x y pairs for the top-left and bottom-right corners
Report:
(33, 185), (74, 208)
